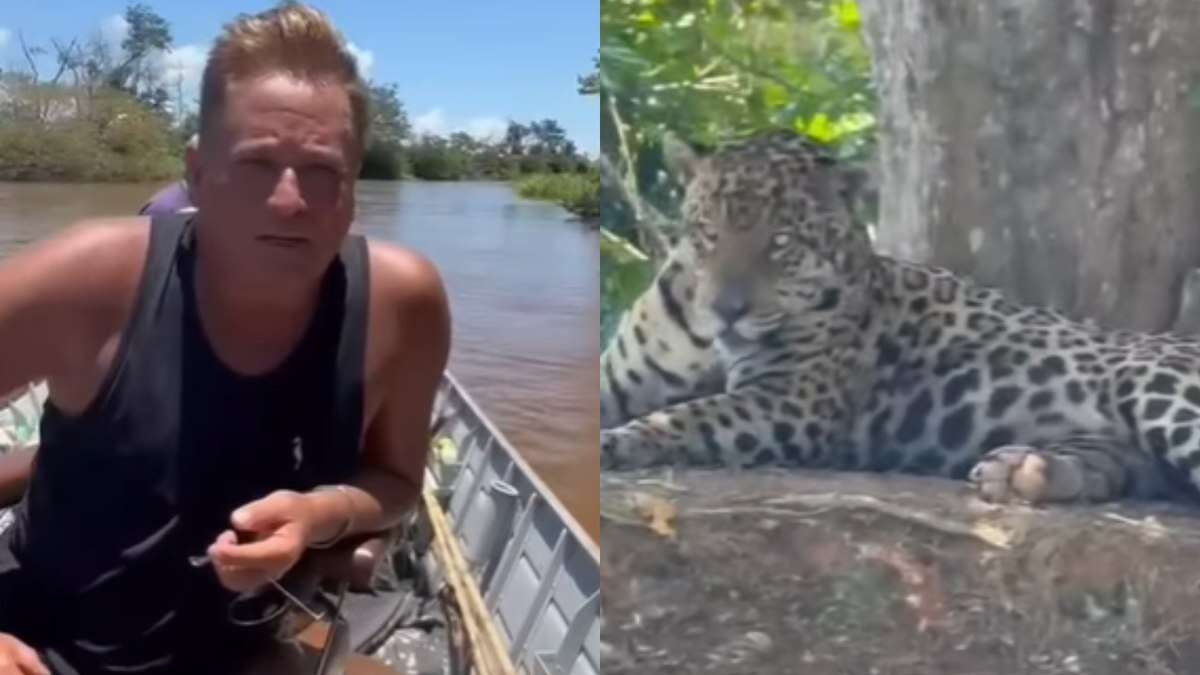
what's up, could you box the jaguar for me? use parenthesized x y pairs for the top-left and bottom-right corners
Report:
(600, 131), (1200, 504)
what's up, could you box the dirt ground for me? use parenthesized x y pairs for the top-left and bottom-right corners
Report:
(601, 468), (1200, 675)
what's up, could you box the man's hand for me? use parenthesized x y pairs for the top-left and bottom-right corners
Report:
(206, 489), (314, 594)
(0, 633), (49, 675)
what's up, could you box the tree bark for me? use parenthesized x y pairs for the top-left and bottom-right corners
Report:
(857, 0), (1200, 332)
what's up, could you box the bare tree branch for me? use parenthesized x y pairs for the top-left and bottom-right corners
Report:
(602, 85), (673, 258)
(48, 38), (78, 86)
(17, 31), (39, 83)
(705, 39), (805, 100)
(599, 154), (671, 258)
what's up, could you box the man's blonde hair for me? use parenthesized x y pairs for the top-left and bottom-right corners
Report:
(199, 2), (369, 153)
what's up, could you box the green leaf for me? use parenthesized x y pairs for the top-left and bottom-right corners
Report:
(830, 0), (862, 32)
(761, 83), (791, 110)
(600, 231), (655, 346)
(803, 113), (839, 143)
(634, 10), (659, 28)
(601, 0), (879, 237)
(834, 111), (876, 135)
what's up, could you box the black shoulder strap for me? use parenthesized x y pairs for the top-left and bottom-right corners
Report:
(333, 234), (369, 470)
(138, 213), (191, 324)
(98, 213), (190, 399)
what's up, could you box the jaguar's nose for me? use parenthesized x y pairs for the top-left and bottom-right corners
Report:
(712, 286), (750, 325)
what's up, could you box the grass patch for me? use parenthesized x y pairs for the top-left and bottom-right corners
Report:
(516, 171), (599, 219)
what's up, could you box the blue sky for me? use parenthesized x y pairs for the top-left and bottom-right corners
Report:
(0, 1), (599, 154)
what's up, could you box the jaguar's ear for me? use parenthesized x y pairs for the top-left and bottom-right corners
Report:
(837, 163), (878, 208)
(661, 132), (701, 183)
(834, 162), (880, 236)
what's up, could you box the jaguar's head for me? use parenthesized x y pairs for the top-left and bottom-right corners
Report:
(663, 131), (876, 345)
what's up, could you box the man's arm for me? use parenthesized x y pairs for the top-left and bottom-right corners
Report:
(209, 243), (451, 592)
(0, 221), (142, 410)
(0, 221), (141, 666)
(302, 244), (451, 542)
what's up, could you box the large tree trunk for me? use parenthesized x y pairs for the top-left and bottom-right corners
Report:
(857, 0), (1200, 332)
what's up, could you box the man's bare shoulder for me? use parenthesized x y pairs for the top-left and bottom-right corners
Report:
(359, 241), (449, 466)
(365, 239), (449, 320)
(0, 217), (151, 395)
(363, 239), (451, 379)
(2, 217), (149, 304)
(26, 217), (147, 272)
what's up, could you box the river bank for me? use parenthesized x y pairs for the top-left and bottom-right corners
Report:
(0, 123), (599, 223)
(515, 171), (599, 220)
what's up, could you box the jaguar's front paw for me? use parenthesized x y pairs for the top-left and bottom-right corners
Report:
(600, 427), (648, 470)
(601, 425), (673, 471)
(600, 429), (622, 470)
(967, 444), (1107, 503)
(968, 445), (1047, 503)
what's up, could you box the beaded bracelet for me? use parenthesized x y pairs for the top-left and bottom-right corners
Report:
(308, 484), (356, 549)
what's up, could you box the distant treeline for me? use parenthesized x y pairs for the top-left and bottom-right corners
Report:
(0, 3), (598, 221)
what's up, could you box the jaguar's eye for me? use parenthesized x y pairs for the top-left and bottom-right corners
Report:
(768, 232), (791, 261)
(792, 279), (821, 299)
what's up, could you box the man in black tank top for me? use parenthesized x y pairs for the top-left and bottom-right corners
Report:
(0, 5), (450, 674)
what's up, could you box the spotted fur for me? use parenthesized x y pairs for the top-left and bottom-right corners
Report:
(600, 245), (723, 429)
(600, 131), (1200, 504)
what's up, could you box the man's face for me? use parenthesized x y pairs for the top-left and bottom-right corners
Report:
(187, 73), (359, 284)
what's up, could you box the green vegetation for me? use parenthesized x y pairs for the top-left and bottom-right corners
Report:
(0, 89), (183, 182)
(602, 0), (875, 156)
(1, 2), (598, 206)
(358, 84), (590, 184)
(598, 0), (879, 337)
(357, 82), (409, 180)
(0, 3), (186, 181)
(516, 172), (599, 219)
(390, 122), (593, 183)
(600, 228), (655, 344)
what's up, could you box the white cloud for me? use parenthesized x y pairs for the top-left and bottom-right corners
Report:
(346, 42), (374, 81)
(100, 14), (129, 54)
(0, 29), (10, 51)
(463, 116), (507, 143)
(152, 43), (209, 116)
(87, 16), (209, 119)
(413, 109), (509, 143)
(413, 108), (449, 137)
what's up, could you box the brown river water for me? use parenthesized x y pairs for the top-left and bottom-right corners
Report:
(0, 180), (600, 543)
